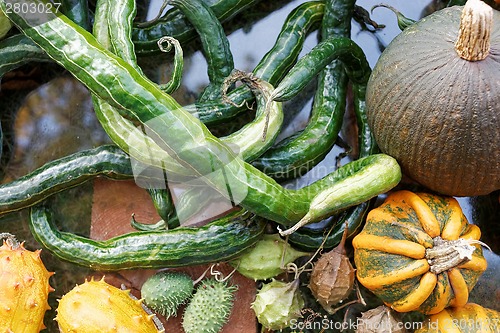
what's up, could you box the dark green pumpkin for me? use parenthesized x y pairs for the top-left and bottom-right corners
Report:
(366, 1), (500, 196)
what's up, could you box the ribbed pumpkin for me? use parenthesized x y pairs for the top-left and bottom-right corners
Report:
(415, 303), (500, 332)
(56, 277), (162, 332)
(366, 0), (500, 196)
(353, 190), (487, 314)
(0, 237), (54, 332)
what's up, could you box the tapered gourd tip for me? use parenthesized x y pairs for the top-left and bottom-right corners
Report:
(278, 213), (311, 236)
(455, 0), (493, 61)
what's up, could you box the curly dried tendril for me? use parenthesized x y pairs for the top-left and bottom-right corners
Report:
(157, 36), (184, 93)
(222, 69), (274, 141)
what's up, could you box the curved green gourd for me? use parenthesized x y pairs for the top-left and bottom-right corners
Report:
(2, 0), (400, 227)
(170, 0), (234, 102)
(29, 207), (266, 270)
(0, 145), (135, 216)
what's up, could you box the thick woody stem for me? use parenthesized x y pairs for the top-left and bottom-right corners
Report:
(455, 0), (493, 61)
(425, 237), (475, 274)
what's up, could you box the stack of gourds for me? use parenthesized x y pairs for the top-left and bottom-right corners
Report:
(0, 0), (498, 331)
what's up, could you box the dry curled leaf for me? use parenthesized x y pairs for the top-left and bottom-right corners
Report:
(356, 305), (406, 333)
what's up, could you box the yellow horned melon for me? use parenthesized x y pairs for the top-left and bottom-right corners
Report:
(0, 236), (54, 332)
(56, 277), (162, 333)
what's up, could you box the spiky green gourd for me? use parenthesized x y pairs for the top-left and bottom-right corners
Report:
(141, 271), (194, 318)
(182, 279), (236, 333)
(0, 239), (54, 332)
(230, 234), (309, 280)
(56, 277), (161, 332)
(252, 279), (304, 330)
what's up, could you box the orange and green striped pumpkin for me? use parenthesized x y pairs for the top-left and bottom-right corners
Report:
(353, 190), (487, 314)
(415, 303), (500, 332)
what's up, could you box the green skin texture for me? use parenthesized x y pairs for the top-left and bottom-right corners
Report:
(132, 0), (262, 55)
(253, 0), (367, 180)
(93, 0), (283, 167)
(0, 2), (320, 222)
(0, 1), (282, 218)
(188, 1), (326, 125)
(230, 234), (309, 280)
(0, 34), (50, 77)
(1, 0), (400, 227)
(0, 0), (362, 178)
(0, 145), (135, 216)
(60, 0), (90, 30)
(2, 2), (376, 226)
(366, 5), (500, 196)
(0, 8), (10, 38)
(28, 208), (267, 270)
(21, 22), (270, 271)
(279, 0), (378, 238)
(156, 36), (184, 94)
(169, 0), (234, 102)
(252, 279), (304, 330)
(92, 0), (178, 222)
(21, 0), (326, 224)
(145, 188), (175, 223)
(23, 1), (276, 269)
(92, 0), (283, 223)
(141, 271), (194, 318)
(0, 2), (322, 126)
(182, 279), (236, 333)
(287, 201), (370, 252)
(253, 1), (324, 85)
(270, 37), (370, 102)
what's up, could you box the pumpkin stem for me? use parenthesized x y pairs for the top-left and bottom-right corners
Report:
(425, 237), (475, 274)
(455, 0), (493, 61)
